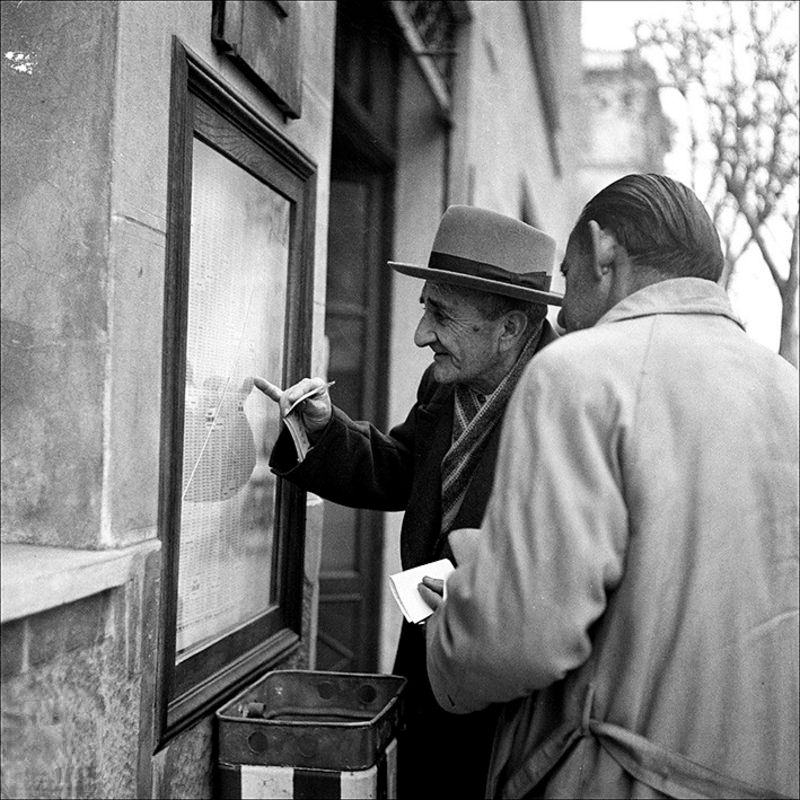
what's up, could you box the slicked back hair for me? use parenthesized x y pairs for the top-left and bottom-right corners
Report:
(573, 174), (724, 281)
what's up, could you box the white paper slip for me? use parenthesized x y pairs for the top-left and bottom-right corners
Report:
(388, 559), (455, 624)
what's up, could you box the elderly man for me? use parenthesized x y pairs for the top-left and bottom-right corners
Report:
(422, 175), (799, 798)
(256, 205), (562, 798)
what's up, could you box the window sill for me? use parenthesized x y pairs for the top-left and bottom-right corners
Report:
(1, 539), (161, 624)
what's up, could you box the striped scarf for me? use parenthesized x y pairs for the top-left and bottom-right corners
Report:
(440, 325), (543, 535)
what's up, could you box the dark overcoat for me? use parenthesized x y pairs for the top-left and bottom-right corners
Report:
(269, 321), (557, 798)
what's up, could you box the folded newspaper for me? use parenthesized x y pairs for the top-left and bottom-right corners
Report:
(388, 558), (455, 624)
(281, 381), (335, 462)
(283, 410), (311, 461)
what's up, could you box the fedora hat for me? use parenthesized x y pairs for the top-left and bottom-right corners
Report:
(388, 205), (562, 305)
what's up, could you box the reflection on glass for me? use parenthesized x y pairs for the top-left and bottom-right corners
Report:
(176, 138), (290, 662)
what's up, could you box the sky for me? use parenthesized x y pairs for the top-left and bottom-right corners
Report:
(580, 0), (796, 352)
(581, 0), (685, 50)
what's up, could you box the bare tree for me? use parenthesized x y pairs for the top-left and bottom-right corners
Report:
(636, 1), (799, 367)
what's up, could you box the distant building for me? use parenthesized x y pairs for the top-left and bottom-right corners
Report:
(1, 2), (584, 796)
(577, 48), (672, 203)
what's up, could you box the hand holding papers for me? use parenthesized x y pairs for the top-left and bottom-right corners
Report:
(284, 381), (336, 418)
(254, 376), (335, 461)
(389, 559), (455, 624)
(282, 409), (312, 460)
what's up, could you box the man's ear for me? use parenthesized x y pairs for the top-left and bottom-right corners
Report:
(499, 309), (529, 349)
(587, 220), (617, 278)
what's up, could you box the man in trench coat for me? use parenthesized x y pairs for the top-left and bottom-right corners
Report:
(421, 174), (799, 798)
(257, 205), (563, 798)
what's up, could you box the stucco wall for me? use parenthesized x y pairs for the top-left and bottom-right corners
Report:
(1, 0), (335, 549)
(465, 0), (583, 254)
(1, 1), (119, 548)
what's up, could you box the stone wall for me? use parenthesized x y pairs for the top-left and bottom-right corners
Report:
(1, 546), (160, 799)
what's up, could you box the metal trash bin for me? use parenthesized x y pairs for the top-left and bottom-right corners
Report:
(216, 669), (406, 799)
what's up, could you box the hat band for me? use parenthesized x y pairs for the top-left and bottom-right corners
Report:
(428, 251), (551, 291)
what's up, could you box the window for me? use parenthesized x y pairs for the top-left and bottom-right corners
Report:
(156, 39), (316, 739)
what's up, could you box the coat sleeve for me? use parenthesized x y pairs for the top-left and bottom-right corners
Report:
(426, 346), (630, 713)
(268, 371), (435, 511)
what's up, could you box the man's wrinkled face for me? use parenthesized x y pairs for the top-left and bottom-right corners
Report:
(557, 232), (604, 333)
(414, 283), (504, 391)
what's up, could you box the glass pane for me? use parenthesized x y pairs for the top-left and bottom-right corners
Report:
(176, 138), (290, 663)
(325, 179), (368, 306)
(320, 501), (359, 570)
(326, 316), (365, 375)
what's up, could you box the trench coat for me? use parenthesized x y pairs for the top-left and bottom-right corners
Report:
(426, 279), (799, 799)
(269, 321), (557, 798)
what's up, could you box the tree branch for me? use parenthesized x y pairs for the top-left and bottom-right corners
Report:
(634, 0), (798, 359)
(740, 203), (787, 290)
(789, 211), (799, 290)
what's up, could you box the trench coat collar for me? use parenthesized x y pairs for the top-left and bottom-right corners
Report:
(596, 277), (745, 331)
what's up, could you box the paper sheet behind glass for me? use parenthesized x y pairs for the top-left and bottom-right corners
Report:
(176, 138), (290, 661)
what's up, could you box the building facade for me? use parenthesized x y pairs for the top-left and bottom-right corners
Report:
(577, 47), (671, 202)
(1, 2), (583, 796)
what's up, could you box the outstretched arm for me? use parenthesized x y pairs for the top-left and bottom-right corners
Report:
(259, 370), (440, 511)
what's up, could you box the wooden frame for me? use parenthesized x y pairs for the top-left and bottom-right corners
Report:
(211, 0), (302, 119)
(316, 129), (395, 671)
(155, 38), (316, 744)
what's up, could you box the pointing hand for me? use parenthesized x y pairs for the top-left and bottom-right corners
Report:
(254, 376), (333, 433)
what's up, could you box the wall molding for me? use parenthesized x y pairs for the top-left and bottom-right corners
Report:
(1, 539), (161, 623)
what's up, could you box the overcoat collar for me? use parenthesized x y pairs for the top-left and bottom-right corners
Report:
(597, 278), (745, 330)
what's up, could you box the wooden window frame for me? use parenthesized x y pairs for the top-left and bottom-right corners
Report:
(155, 38), (316, 744)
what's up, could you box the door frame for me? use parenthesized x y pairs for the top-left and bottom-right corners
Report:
(316, 108), (395, 672)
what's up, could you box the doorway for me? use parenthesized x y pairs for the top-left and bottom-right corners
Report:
(315, 1), (398, 671)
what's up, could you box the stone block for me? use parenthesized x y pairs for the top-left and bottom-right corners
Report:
(151, 717), (214, 800)
(135, 547), (161, 799)
(27, 593), (107, 668)
(1, 619), (141, 799)
(1, 618), (26, 679)
(105, 215), (166, 546)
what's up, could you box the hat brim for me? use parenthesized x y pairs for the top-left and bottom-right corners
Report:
(388, 261), (563, 306)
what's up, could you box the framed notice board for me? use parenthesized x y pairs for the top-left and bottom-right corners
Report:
(156, 38), (316, 740)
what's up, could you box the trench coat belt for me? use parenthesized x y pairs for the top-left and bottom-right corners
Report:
(501, 686), (793, 800)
